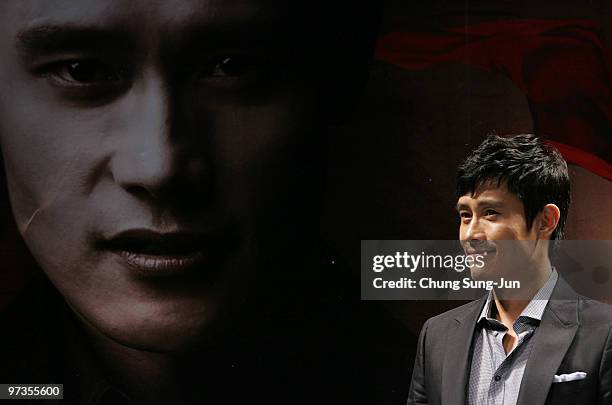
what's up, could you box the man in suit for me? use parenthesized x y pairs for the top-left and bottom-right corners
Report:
(407, 134), (612, 405)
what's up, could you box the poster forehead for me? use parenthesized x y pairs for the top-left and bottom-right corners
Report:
(3, 0), (286, 35)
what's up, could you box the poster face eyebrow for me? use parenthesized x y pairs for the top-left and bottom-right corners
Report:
(16, 25), (130, 54)
(15, 19), (286, 59)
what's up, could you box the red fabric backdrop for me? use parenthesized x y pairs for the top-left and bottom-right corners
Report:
(376, 19), (612, 180)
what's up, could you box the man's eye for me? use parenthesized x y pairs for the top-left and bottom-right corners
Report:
(212, 56), (248, 77)
(200, 54), (268, 79)
(484, 209), (499, 217)
(460, 212), (472, 220)
(47, 60), (122, 85)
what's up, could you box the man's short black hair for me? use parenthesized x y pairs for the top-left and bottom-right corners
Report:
(456, 134), (571, 242)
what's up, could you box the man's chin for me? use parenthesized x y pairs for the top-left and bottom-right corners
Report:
(468, 264), (498, 282)
(77, 298), (226, 353)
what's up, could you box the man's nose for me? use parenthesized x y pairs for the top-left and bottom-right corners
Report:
(110, 73), (184, 199)
(464, 217), (486, 242)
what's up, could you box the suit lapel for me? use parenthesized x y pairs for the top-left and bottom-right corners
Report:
(516, 278), (579, 405)
(441, 297), (486, 405)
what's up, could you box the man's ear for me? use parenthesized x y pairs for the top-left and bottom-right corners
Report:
(537, 204), (561, 238)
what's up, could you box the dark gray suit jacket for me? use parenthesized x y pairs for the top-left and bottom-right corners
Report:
(407, 277), (612, 405)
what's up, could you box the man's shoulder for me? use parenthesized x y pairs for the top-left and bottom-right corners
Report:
(0, 276), (71, 382)
(0, 292), (39, 381)
(0, 282), (43, 350)
(575, 297), (612, 327)
(552, 276), (612, 328)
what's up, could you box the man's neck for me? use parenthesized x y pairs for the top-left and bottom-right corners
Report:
(491, 260), (552, 354)
(492, 259), (553, 326)
(80, 314), (204, 405)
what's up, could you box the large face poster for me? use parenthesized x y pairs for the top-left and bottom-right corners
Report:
(0, 1), (610, 404)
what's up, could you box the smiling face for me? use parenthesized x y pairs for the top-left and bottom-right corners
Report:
(0, 0), (335, 351)
(457, 183), (543, 283)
